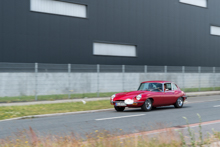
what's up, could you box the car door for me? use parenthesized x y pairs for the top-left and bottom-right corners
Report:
(163, 83), (175, 105)
(150, 91), (163, 106)
(147, 83), (164, 106)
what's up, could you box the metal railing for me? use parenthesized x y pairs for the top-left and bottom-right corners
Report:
(0, 63), (220, 101)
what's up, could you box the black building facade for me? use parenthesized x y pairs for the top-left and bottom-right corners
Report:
(0, 0), (220, 66)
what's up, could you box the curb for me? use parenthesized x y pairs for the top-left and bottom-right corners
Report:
(0, 108), (114, 122)
(187, 91), (220, 97)
(185, 99), (220, 104)
(118, 119), (220, 139)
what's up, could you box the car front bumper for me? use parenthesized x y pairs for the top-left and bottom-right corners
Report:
(110, 100), (144, 107)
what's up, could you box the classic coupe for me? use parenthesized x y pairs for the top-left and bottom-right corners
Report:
(110, 81), (187, 112)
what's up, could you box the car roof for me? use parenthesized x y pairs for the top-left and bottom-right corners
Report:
(141, 80), (173, 83)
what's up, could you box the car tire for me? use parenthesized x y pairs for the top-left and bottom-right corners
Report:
(114, 106), (125, 112)
(174, 97), (184, 108)
(141, 99), (152, 111)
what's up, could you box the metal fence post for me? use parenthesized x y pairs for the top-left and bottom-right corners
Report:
(122, 65), (125, 92)
(35, 63), (38, 101)
(145, 65), (147, 80)
(97, 64), (100, 97)
(213, 67), (216, 91)
(164, 66), (167, 80)
(68, 64), (71, 99)
(198, 66), (201, 91)
(182, 66), (185, 91)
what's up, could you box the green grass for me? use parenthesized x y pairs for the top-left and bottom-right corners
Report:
(0, 100), (112, 120)
(0, 86), (220, 103)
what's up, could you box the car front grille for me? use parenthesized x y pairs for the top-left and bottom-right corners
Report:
(115, 100), (124, 102)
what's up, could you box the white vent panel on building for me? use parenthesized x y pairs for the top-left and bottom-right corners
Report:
(93, 42), (136, 57)
(211, 26), (220, 36)
(31, 0), (87, 18)
(179, 0), (207, 8)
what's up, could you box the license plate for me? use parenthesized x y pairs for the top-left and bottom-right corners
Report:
(115, 102), (126, 106)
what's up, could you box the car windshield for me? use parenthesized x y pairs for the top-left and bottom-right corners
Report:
(138, 83), (162, 92)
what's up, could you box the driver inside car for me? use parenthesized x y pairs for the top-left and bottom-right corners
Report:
(164, 84), (169, 91)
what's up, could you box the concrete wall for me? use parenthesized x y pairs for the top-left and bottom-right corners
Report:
(0, 72), (220, 97)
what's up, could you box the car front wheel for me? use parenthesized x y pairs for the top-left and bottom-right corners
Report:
(114, 106), (125, 112)
(174, 97), (184, 108)
(141, 99), (152, 111)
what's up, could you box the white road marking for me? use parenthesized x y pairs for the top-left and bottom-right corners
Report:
(95, 114), (146, 121)
(213, 105), (220, 107)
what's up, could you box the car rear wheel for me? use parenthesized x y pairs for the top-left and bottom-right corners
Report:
(174, 97), (183, 108)
(141, 99), (152, 111)
(114, 106), (125, 112)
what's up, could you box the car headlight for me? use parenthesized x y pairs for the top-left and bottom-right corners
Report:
(111, 94), (116, 100)
(136, 94), (142, 100)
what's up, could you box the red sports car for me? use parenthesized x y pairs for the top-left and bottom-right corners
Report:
(110, 81), (187, 112)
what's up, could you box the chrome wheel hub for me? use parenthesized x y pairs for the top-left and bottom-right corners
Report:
(178, 99), (183, 106)
(146, 100), (151, 109)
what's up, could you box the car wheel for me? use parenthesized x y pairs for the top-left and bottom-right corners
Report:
(174, 97), (184, 108)
(141, 99), (152, 111)
(114, 106), (125, 112)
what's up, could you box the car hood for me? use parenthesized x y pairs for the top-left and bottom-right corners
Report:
(114, 91), (147, 100)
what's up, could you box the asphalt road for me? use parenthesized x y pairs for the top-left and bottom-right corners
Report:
(0, 95), (220, 139)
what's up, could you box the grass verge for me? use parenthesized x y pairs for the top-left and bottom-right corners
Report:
(0, 87), (220, 103)
(0, 92), (117, 103)
(0, 100), (112, 120)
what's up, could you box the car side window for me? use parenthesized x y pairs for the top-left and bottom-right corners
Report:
(166, 83), (172, 90)
(172, 83), (178, 90)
